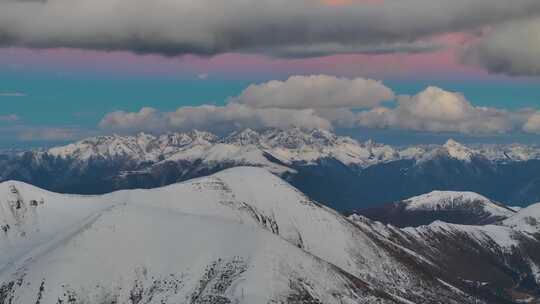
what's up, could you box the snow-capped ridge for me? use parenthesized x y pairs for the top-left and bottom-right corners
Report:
(414, 139), (479, 163)
(503, 202), (540, 234)
(1, 167), (539, 303)
(0, 167), (482, 303)
(403, 190), (515, 217)
(27, 129), (540, 173)
(443, 139), (475, 161)
(43, 128), (400, 169)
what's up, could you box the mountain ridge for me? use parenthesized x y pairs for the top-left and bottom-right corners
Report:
(355, 190), (517, 227)
(3, 128), (540, 211)
(1, 167), (539, 303)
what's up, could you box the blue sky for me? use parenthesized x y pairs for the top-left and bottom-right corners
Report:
(2, 0), (540, 147)
(1, 66), (540, 148)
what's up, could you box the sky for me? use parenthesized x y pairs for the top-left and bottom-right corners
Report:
(1, 0), (540, 148)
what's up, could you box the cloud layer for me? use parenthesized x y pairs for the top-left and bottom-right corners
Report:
(357, 87), (515, 134)
(100, 104), (332, 134)
(98, 75), (540, 135)
(523, 112), (540, 134)
(234, 75), (394, 109)
(462, 18), (540, 75)
(2, 0), (540, 58)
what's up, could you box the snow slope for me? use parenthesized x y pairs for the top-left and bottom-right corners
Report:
(404, 220), (540, 288)
(35, 129), (540, 168)
(503, 202), (540, 235)
(356, 191), (516, 228)
(403, 191), (515, 218)
(45, 128), (401, 169)
(1, 169), (404, 304)
(1, 167), (481, 304)
(2, 167), (537, 303)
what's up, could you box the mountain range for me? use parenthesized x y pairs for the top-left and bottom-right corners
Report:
(1, 128), (540, 212)
(1, 167), (539, 303)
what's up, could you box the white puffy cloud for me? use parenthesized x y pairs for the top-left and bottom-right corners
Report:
(99, 80), (540, 135)
(98, 107), (168, 133)
(1, 0), (540, 57)
(523, 112), (540, 134)
(100, 74), (393, 134)
(99, 103), (332, 134)
(357, 87), (515, 134)
(462, 18), (540, 75)
(234, 75), (394, 109)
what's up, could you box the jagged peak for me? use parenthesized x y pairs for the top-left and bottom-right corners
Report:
(29, 127), (400, 168)
(442, 139), (475, 161)
(221, 128), (262, 145)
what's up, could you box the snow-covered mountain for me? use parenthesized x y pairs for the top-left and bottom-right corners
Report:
(413, 139), (540, 163)
(2, 128), (540, 211)
(45, 128), (400, 169)
(503, 203), (540, 235)
(357, 191), (517, 227)
(415, 139), (478, 163)
(401, 221), (540, 303)
(1, 167), (496, 304)
(1, 167), (539, 303)
(348, 212), (540, 302)
(42, 131), (540, 166)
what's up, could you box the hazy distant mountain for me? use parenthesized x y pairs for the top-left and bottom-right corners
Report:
(2, 128), (540, 211)
(1, 167), (538, 303)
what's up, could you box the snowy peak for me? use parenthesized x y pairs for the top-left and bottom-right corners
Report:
(1, 169), (399, 304)
(48, 130), (219, 162)
(1, 169), (539, 302)
(415, 139), (478, 163)
(43, 128), (399, 168)
(0, 167), (478, 304)
(157, 130), (218, 147)
(443, 139), (475, 161)
(221, 128), (262, 145)
(31, 129), (540, 170)
(403, 191), (515, 217)
(503, 202), (540, 235)
(356, 190), (516, 228)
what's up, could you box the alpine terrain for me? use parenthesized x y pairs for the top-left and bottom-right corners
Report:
(1, 167), (539, 303)
(2, 128), (540, 212)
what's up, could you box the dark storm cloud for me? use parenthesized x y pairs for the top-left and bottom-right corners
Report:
(462, 18), (540, 76)
(1, 0), (540, 57)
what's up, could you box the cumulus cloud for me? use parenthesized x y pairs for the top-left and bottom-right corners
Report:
(462, 18), (540, 75)
(1, 0), (540, 57)
(357, 87), (515, 134)
(100, 104), (332, 134)
(523, 112), (540, 134)
(234, 75), (394, 109)
(98, 77), (540, 135)
(99, 107), (167, 133)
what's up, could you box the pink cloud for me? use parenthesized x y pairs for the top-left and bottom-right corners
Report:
(0, 37), (491, 81)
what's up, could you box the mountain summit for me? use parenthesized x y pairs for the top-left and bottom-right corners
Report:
(1, 167), (539, 303)
(357, 190), (517, 227)
(2, 128), (540, 211)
